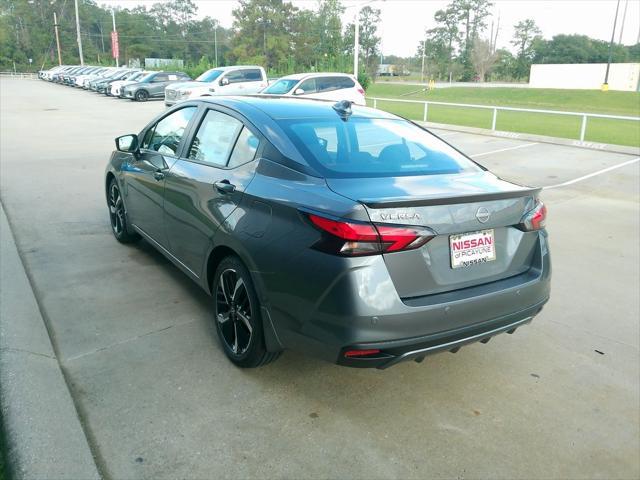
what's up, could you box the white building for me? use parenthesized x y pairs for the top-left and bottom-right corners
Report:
(529, 63), (640, 91)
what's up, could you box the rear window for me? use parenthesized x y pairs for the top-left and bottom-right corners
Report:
(281, 118), (481, 178)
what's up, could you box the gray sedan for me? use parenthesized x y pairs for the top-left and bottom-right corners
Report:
(105, 97), (551, 368)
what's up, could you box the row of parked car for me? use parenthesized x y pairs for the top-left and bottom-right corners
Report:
(38, 64), (367, 106)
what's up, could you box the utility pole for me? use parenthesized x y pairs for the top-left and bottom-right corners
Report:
(354, 11), (360, 76)
(53, 12), (62, 66)
(603, 0), (621, 90)
(214, 25), (218, 67)
(617, 0), (628, 44)
(112, 8), (119, 67)
(74, 0), (84, 65)
(420, 41), (426, 83)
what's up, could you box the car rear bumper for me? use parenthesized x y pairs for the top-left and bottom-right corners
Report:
(337, 300), (544, 368)
(266, 231), (551, 368)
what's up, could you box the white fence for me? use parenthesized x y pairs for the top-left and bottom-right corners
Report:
(368, 97), (640, 142)
(0, 72), (38, 79)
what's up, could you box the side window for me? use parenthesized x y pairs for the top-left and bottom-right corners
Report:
(298, 78), (317, 94)
(144, 107), (196, 156)
(188, 110), (243, 167)
(228, 128), (260, 168)
(224, 70), (244, 84)
(317, 77), (338, 92)
(153, 73), (168, 82)
(243, 69), (263, 81)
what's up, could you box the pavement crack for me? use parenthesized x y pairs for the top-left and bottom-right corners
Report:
(63, 319), (198, 363)
(0, 346), (56, 359)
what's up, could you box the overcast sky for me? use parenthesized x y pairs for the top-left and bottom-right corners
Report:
(105, 0), (640, 57)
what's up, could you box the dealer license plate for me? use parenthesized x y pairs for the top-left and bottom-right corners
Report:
(450, 229), (496, 269)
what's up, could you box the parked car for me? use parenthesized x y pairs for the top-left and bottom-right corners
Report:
(164, 65), (267, 107)
(109, 71), (149, 97)
(92, 69), (139, 93)
(121, 71), (191, 101)
(260, 73), (366, 105)
(105, 96), (551, 369)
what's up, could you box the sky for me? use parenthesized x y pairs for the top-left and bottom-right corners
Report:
(104, 0), (640, 57)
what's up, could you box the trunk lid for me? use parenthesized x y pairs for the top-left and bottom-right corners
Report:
(326, 172), (541, 299)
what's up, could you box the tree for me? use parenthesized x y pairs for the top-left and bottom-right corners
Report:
(315, 0), (344, 67)
(425, 6), (460, 80)
(471, 38), (497, 80)
(450, 0), (494, 80)
(230, 0), (298, 71)
(511, 19), (541, 79)
(533, 34), (629, 64)
(492, 48), (517, 80)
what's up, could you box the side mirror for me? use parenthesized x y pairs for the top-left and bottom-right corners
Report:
(294, 88), (305, 95)
(220, 77), (230, 86)
(115, 134), (139, 154)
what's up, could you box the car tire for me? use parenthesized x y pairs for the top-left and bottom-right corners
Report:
(213, 255), (281, 368)
(134, 90), (149, 102)
(107, 178), (140, 244)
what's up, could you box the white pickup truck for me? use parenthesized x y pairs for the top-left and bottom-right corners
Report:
(164, 65), (268, 107)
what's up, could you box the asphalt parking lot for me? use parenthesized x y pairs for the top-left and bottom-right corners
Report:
(1, 78), (639, 479)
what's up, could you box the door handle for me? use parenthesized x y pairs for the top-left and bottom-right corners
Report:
(214, 180), (236, 194)
(153, 170), (165, 181)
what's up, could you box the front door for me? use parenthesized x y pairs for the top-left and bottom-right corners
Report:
(163, 107), (262, 276)
(124, 106), (198, 246)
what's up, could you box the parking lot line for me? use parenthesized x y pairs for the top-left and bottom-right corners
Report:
(470, 142), (539, 158)
(543, 157), (640, 190)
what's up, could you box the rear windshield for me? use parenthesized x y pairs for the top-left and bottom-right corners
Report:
(263, 79), (299, 95)
(280, 118), (481, 178)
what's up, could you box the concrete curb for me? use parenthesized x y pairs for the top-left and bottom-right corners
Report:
(417, 121), (640, 156)
(0, 202), (100, 480)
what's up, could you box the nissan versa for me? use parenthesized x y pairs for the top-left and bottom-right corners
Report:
(105, 97), (551, 368)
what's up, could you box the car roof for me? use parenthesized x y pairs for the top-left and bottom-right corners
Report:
(276, 72), (355, 81)
(196, 95), (396, 121)
(208, 65), (263, 72)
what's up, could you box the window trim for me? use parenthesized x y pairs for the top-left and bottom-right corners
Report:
(183, 106), (263, 170)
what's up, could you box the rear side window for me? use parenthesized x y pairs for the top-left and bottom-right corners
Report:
(188, 110), (243, 167)
(317, 76), (354, 92)
(228, 128), (259, 168)
(242, 69), (263, 81)
(281, 118), (481, 178)
(142, 107), (196, 155)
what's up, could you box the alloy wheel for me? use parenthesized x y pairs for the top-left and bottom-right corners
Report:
(216, 268), (253, 356)
(108, 183), (125, 237)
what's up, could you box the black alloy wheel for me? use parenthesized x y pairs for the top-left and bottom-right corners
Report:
(213, 256), (281, 367)
(107, 178), (140, 243)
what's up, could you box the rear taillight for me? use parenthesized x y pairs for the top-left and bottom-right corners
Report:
(357, 88), (365, 95)
(307, 213), (434, 256)
(519, 200), (547, 231)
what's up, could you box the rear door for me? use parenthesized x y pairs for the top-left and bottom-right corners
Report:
(163, 107), (262, 276)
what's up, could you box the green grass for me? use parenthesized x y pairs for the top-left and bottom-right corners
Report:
(365, 84), (640, 147)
